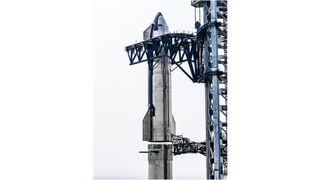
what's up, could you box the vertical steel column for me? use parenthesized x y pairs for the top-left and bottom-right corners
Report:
(210, 1), (222, 179)
(203, 3), (211, 179)
(217, 0), (228, 176)
(203, 0), (222, 179)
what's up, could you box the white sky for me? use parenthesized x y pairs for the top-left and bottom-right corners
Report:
(1, 0), (320, 179)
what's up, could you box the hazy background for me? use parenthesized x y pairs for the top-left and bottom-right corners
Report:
(1, 0), (320, 180)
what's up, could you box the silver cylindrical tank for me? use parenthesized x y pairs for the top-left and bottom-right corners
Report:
(142, 12), (176, 142)
(151, 55), (175, 142)
(148, 144), (173, 179)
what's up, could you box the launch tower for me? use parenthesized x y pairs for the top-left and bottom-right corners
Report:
(125, 0), (228, 179)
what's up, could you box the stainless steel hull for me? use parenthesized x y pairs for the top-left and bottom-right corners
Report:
(143, 55), (176, 142)
(142, 12), (176, 142)
(148, 144), (173, 179)
(142, 12), (175, 179)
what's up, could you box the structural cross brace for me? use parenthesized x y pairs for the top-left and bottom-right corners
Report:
(171, 134), (206, 156)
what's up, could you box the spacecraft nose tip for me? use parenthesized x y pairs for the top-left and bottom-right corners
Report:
(143, 12), (169, 40)
(152, 12), (169, 32)
(153, 12), (164, 24)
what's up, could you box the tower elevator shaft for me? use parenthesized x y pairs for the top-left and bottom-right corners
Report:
(192, 0), (228, 178)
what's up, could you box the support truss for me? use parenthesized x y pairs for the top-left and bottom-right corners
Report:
(125, 33), (203, 82)
(171, 134), (206, 156)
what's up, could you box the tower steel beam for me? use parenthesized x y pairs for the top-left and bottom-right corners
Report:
(192, 0), (228, 179)
(205, 1), (222, 178)
(197, 0), (227, 179)
(125, 33), (202, 83)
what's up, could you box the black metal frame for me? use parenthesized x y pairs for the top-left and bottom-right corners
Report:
(171, 134), (206, 156)
(125, 33), (203, 82)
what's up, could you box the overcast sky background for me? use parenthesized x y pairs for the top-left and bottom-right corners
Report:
(2, 0), (319, 179)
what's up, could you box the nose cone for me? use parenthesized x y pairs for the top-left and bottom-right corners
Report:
(152, 12), (170, 37)
(143, 12), (170, 40)
(153, 12), (169, 32)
